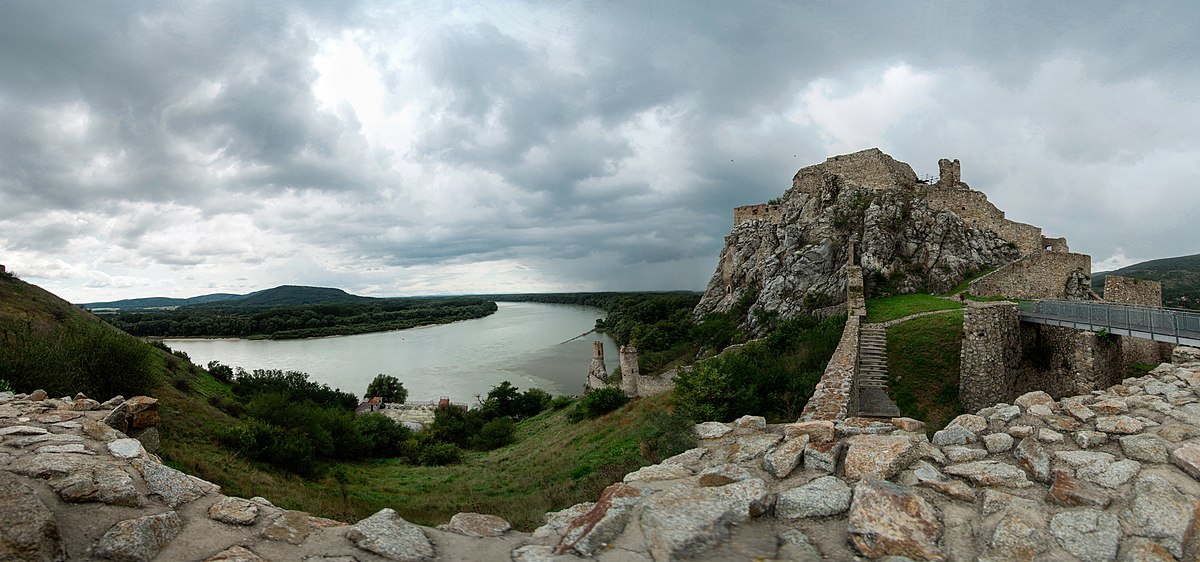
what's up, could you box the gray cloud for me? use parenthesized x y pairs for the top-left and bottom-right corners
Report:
(1, 0), (1198, 302)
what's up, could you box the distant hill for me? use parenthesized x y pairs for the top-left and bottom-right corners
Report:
(1093, 253), (1200, 308)
(82, 285), (374, 310)
(82, 293), (241, 310)
(203, 285), (374, 309)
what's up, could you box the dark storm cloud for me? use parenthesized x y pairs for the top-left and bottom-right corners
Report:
(2, 0), (1198, 301)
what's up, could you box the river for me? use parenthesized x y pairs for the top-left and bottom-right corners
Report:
(164, 302), (618, 402)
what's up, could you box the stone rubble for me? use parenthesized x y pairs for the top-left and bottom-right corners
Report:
(3, 347), (1200, 560)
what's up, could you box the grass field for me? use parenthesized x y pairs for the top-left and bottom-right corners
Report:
(886, 311), (965, 433)
(160, 383), (691, 530)
(865, 293), (963, 323)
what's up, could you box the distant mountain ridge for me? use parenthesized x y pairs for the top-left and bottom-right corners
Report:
(1093, 253), (1200, 308)
(82, 285), (376, 310)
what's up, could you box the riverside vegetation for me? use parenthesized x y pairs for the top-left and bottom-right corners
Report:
(1, 271), (851, 529)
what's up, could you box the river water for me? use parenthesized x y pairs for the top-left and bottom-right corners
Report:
(164, 302), (618, 402)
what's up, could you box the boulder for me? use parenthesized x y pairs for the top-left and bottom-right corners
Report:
(846, 477), (944, 561)
(133, 459), (216, 507)
(555, 483), (642, 557)
(0, 472), (62, 561)
(1050, 508), (1120, 561)
(1048, 470), (1111, 508)
(346, 509), (433, 561)
(1171, 442), (1200, 479)
(842, 434), (919, 481)
(1120, 474), (1194, 558)
(94, 511), (183, 562)
(208, 496), (260, 526)
(437, 512), (512, 538)
(639, 478), (770, 561)
(776, 476), (851, 519)
(944, 460), (1032, 487)
(762, 434), (808, 479)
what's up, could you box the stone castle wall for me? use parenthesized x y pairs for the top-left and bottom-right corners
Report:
(960, 302), (1137, 412)
(619, 345), (640, 397)
(1105, 275), (1164, 308)
(1104, 276), (1173, 367)
(733, 204), (783, 226)
(585, 341), (608, 392)
(959, 303), (1023, 412)
(800, 313), (862, 421)
(924, 187), (1045, 255)
(791, 147), (919, 191)
(968, 251), (1092, 300)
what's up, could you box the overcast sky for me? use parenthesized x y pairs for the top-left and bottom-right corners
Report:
(2, 1), (1198, 303)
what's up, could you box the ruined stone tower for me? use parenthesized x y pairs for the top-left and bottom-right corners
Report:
(584, 341), (608, 392)
(619, 345), (639, 397)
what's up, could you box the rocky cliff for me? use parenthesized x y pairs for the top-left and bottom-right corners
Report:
(695, 149), (1031, 324)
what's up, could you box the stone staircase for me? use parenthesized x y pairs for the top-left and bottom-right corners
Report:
(857, 325), (901, 417)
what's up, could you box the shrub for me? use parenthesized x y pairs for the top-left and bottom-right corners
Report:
(419, 443), (462, 466)
(206, 361), (235, 383)
(549, 395), (575, 410)
(0, 319), (157, 398)
(570, 387), (628, 422)
(471, 416), (516, 450)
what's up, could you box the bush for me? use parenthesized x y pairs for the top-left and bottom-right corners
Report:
(206, 361), (235, 383)
(0, 319), (158, 399)
(550, 395), (575, 410)
(419, 443), (462, 466)
(570, 387), (628, 422)
(471, 416), (515, 450)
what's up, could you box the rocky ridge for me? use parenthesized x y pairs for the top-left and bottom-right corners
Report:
(694, 149), (1024, 325)
(4, 347), (1200, 560)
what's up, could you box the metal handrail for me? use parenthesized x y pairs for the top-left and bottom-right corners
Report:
(1019, 299), (1200, 346)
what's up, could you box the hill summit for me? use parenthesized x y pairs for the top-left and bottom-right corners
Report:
(695, 148), (1086, 324)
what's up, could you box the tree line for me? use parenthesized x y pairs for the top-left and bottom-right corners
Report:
(98, 297), (498, 339)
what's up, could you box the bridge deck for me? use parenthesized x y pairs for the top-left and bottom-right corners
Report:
(1019, 300), (1200, 347)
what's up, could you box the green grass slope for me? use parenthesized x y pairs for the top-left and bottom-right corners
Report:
(1093, 253), (1200, 308)
(886, 310), (965, 432)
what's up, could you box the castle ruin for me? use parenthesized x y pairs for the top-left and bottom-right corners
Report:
(584, 341), (608, 392)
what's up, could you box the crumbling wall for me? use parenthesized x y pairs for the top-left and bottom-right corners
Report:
(791, 147), (918, 192)
(1103, 276), (1173, 367)
(1013, 324), (1124, 399)
(968, 251), (1091, 300)
(925, 188), (1044, 255)
(1104, 276), (1163, 308)
(585, 341), (608, 392)
(800, 314), (861, 421)
(619, 345), (640, 397)
(961, 302), (1127, 411)
(959, 303), (1022, 412)
(733, 204), (783, 226)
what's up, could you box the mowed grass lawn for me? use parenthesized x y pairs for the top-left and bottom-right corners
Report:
(866, 293), (963, 323)
(886, 310), (965, 433)
(161, 387), (691, 531)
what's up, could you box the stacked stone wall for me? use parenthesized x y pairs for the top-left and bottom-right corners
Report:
(791, 147), (918, 192)
(961, 303), (1134, 412)
(1105, 276), (1164, 308)
(959, 303), (1022, 412)
(925, 188), (1044, 255)
(1013, 324), (1124, 400)
(1104, 276), (1172, 367)
(733, 204), (782, 226)
(619, 345), (640, 397)
(968, 251), (1091, 300)
(800, 314), (862, 420)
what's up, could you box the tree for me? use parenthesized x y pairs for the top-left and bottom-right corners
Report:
(365, 374), (407, 403)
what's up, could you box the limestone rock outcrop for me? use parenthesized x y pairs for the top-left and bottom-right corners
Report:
(695, 148), (1044, 326)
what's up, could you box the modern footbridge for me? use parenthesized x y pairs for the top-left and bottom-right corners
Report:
(1019, 300), (1200, 347)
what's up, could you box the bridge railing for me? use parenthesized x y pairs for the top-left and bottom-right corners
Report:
(1019, 300), (1200, 346)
